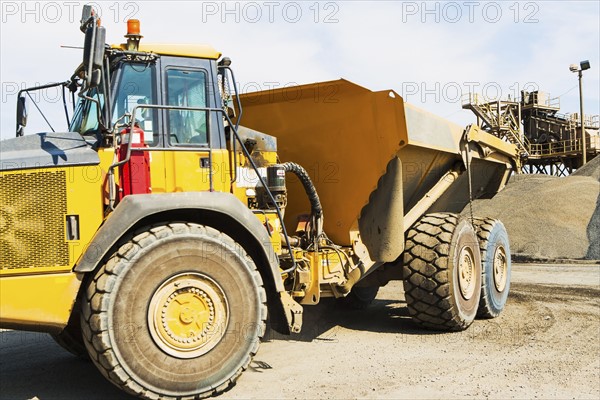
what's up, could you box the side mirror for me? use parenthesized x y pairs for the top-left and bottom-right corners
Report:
(82, 22), (105, 87)
(80, 5), (93, 32)
(83, 25), (106, 71)
(16, 95), (27, 137)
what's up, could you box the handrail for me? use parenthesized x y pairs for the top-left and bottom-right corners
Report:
(218, 65), (241, 185)
(522, 91), (560, 109)
(463, 92), (600, 163)
(569, 113), (600, 128)
(464, 97), (529, 156)
(527, 138), (592, 157)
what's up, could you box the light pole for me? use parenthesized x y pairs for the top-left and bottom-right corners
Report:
(570, 60), (590, 165)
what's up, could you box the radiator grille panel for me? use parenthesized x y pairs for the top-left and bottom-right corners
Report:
(0, 170), (69, 270)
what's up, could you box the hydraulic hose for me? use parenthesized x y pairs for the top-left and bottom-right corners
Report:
(281, 162), (323, 220)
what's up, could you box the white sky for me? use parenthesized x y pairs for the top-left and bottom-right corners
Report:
(1, 0), (599, 140)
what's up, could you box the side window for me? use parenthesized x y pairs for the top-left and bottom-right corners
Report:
(165, 69), (208, 146)
(111, 63), (158, 146)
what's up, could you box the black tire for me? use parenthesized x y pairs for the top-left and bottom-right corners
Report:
(472, 217), (511, 319)
(339, 286), (379, 310)
(402, 213), (482, 331)
(50, 306), (88, 359)
(81, 223), (267, 400)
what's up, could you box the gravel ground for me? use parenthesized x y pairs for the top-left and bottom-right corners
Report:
(1, 263), (598, 400)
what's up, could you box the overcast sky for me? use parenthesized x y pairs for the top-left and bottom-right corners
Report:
(1, 0), (599, 140)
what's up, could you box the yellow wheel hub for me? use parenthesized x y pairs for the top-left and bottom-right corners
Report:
(458, 246), (477, 300)
(148, 273), (229, 359)
(493, 246), (508, 292)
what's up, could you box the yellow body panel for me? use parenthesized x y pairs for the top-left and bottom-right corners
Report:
(151, 149), (231, 193)
(111, 43), (221, 59)
(0, 166), (105, 275)
(66, 166), (106, 267)
(97, 146), (117, 172)
(298, 249), (346, 305)
(253, 212), (282, 254)
(148, 151), (167, 193)
(0, 272), (82, 332)
(1, 159), (106, 330)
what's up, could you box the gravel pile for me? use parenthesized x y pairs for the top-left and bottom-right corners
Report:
(572, 154), (600, 181)
(463, 158), (600, 260)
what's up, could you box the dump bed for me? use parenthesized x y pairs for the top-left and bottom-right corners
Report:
(239, 80), (516, 261)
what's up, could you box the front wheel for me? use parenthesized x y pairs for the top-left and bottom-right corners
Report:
(402, 213), (482, 331)
(81, 223), (267, 399)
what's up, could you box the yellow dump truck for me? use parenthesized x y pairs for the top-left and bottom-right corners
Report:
(0, 8), (517, 399)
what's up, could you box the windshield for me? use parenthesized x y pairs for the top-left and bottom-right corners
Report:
(69, 86), (105, 135)
(69, 62), (157, 140)
(111, 62), (157, 145)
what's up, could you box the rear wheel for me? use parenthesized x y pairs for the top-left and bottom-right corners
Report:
(472, 217), (511, 318)
(81, 223), (267, 400)
(402, 213), (482, 331)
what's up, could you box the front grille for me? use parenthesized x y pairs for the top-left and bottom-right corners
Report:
(0, 170), (69, 269)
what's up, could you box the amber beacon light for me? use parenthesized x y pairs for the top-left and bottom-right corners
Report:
(125, 19), (142, 51)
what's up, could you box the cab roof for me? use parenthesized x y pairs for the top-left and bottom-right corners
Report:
(111, 43), (221, 59)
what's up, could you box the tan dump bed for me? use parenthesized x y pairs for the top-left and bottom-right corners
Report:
(239, 79), (516, 261)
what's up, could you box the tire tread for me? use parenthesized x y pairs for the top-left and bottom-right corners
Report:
(402, 213), (471, 331)
(472, 217), (508, 319)
(81, 223), (267, 400)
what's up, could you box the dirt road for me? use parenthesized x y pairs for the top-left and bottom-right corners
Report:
(1, 263), (598, 400)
